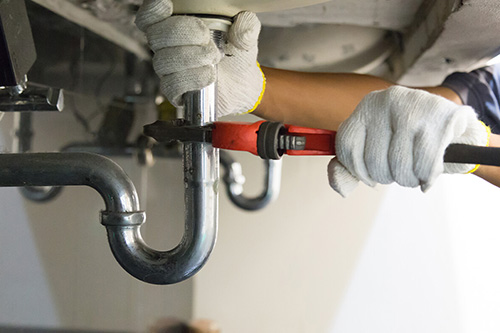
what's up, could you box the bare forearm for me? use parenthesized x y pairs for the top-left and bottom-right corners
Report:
(254, 67), (393, 130)
(254, 67), (461, 131)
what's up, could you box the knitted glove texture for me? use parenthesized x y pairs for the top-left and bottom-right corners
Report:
(135, 0), (265, 117)
(328, 86), (490, 197)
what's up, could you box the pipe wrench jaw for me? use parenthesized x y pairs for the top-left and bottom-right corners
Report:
(143, 120), (337, 159)
(143, 119), (214, 144)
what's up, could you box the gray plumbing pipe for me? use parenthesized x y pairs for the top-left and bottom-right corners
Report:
(99, 25), (227, 284)
(0, 151), (216, 284)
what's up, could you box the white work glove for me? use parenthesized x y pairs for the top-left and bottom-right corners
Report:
(328, 86), (490, 197)
(135, 0), (266, 117)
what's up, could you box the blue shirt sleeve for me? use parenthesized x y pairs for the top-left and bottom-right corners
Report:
(441, 64), (500, 134)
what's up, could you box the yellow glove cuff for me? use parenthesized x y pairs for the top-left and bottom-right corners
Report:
(242, 62), (266, 115)
(467, 121), (491, 174)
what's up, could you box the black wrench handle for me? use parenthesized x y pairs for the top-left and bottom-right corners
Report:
(444, 144), (500, 166)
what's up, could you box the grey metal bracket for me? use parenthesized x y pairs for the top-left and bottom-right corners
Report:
(0, 84), (64, 112)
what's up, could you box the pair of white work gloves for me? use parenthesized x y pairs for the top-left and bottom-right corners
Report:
(136, 0), (490, 197)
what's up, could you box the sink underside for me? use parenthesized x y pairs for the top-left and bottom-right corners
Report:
(171, 0), (330, 17)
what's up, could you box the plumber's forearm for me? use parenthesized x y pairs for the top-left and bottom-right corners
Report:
(254, 67), (461, 131)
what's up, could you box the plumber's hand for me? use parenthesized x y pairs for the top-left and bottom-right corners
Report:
(135, 0), (265, 117)
(328, 86), (490, 197)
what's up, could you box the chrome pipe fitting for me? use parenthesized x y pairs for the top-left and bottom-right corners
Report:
(220, 151), (282, 211)
(0, 152), (214, 284)
(103, 19), (230, 284)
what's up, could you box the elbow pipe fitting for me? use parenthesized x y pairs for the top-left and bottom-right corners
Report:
(0, 152), (217, 284)
(220, 150), (281, 211)
(104, 137), (218, 284)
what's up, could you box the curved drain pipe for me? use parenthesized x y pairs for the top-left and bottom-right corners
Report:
(220, 150), (281, 211)
(0, 151), (216, 284)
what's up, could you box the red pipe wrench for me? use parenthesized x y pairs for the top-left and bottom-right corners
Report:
(144, 120), (500, 165)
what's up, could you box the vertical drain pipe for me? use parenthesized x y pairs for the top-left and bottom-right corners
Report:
(103, 20), (229, 284)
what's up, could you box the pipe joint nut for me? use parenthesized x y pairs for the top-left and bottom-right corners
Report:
(101, 211), (146, 227)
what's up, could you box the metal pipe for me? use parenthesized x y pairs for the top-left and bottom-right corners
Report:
(0, 151), (216, 284)
(103, 22), (228, 284)
(105, 84), (220, 283)
(57, 141), (281, 211)
(0, 153), (141, 213)
(220, 150), (282, 211)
